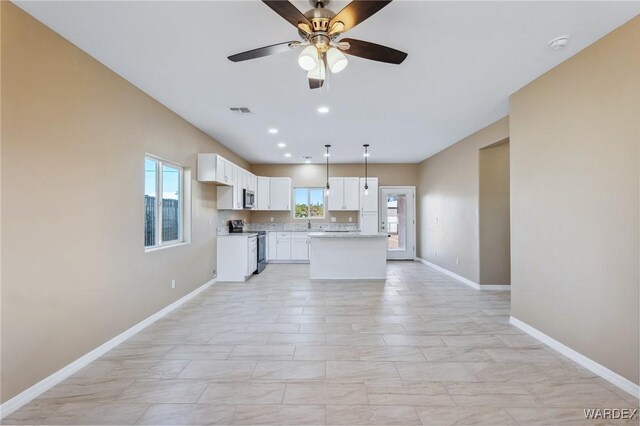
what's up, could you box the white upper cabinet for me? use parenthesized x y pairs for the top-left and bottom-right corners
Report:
(360, 177), (379, 212)
(217, 155), (231, 184)
(344, 177), (360, 210)
(257, 177), (270, 210)
(197, 153), (232, 185)
(327, 177), (344, 211)
(269, 177), (292, 211)
(199, 153), (290, 212)
(328, 177), (360, 211)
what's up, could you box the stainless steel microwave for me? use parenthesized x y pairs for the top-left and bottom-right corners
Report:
(243, 189), (255, 209)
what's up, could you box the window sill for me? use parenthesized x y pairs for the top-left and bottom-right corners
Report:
(145, 241), (190, 253)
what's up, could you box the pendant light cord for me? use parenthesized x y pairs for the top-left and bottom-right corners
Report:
(325, 144), (331, 191)
(363, 144), (369, 190)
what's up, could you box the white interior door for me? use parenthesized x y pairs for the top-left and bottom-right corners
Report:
(379, 187), (416, 260)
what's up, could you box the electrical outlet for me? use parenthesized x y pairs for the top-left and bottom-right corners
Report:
(171, 279), (176, 289)
(270, 217), (274, 222)
(331, 217), (337, 223)
(456, 258), (460, 266)
(348, 217), (352, 222)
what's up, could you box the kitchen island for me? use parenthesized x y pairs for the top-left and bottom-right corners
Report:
(309, 232), (388, 280)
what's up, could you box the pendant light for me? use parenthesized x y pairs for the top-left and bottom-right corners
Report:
(325, 144), (331, 196)
(363, 144), (370, 195)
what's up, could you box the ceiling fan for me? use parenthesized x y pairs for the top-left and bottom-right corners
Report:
(228, 0), (408, 89)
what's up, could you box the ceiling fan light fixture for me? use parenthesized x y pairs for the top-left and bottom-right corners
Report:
(307, 61), (327, 81)
(298, 45), (319, 71)
(327, 47), (348, 73)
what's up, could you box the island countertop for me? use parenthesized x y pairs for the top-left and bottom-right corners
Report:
(308, 231), (388, 238)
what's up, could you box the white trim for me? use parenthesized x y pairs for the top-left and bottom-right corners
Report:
(510, 316), (640, 399)
(416, 258), (510, 291)
(144, 241), (190, 253)
(0, 278), (217, 420)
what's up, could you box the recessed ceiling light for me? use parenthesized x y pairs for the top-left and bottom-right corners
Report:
(277, 142), (286, 148)
(317, 106), (330, 114)
(268, 128), (278, 134)
(549, 35), (570, 50)
(323, 152), (330, 157)
(284, 152), (292, 158)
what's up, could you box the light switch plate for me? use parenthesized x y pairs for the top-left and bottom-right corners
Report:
(331, 217), (337, 223)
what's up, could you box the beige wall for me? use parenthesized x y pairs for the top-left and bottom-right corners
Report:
(0, 3), (248, 402)
(250, 163), (418, 224)
(479, 141), (511, 285)
(416, 118), (509, 284)
(510, 17), (639, 384)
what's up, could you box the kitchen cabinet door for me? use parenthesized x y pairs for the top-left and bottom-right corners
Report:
(291, 239), (309, 260)
(257, 177), (270, 210)
(267, 232), (277, 261)
(276, 238), (291, 260)
(360, 177), (378, 212)
(361, 211), (379, 235)
(343, 177), (360, 210)
(269, 177), (291, 210)
(216, 155), (227, 183)
(327, 177), (344, 211)
(247, 236), (258, 275)
(232, 166), (242, 210)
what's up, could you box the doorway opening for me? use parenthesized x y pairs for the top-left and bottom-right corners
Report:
(479, 139), (511, 285)
(380, 186), (416, 260)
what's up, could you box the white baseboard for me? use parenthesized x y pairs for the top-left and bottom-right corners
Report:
(0, 278), (217, 419)
(415, 258), (510, 291)
(510, 316), (640, 399)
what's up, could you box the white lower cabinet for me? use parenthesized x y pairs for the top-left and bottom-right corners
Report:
(268, 231), (310, 262)
(267, 231), (277, 261)
(276, 232), (291, 260)
(217, 235), (257, 282)
(291, 233), (310, 260)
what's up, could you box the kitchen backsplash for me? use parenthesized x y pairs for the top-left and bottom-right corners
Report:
(245, 222), (360, 232)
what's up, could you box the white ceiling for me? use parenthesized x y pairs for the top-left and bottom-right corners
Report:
(15, 1), (640, 164)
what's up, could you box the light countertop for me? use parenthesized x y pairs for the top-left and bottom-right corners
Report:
(308, 232), (388, 238)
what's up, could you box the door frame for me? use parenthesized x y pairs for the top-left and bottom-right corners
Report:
(379, 186), (417, 260)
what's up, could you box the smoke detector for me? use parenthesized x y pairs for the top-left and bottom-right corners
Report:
(302, 156), (313, 164)
(549, 36), (570, 50)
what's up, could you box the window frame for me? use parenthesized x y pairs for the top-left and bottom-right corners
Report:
(293, 187), (326, 220)
(144, 154), (189, 251)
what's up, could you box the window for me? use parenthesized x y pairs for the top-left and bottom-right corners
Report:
(145, 156), (186, 249)
(294, 187), (325, 219)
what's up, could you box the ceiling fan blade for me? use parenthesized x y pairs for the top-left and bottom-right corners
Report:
(228, 41), (300, 62)
(330, 1), (392, 33)
(339, 38), (407, 64)
(262, 1), (311, 29)
(309, 78), (324, 90)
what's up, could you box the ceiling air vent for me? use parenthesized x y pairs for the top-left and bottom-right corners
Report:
(229, 107), (252, 115)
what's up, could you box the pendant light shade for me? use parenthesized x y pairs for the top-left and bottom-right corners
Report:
(326, 47), (348, 73)
(298, 45), (319, 71)
(325, 145), (331, 196)
(307, 60), (326, 81)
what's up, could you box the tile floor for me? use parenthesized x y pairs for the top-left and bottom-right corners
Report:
(4, 262), (638, 425)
